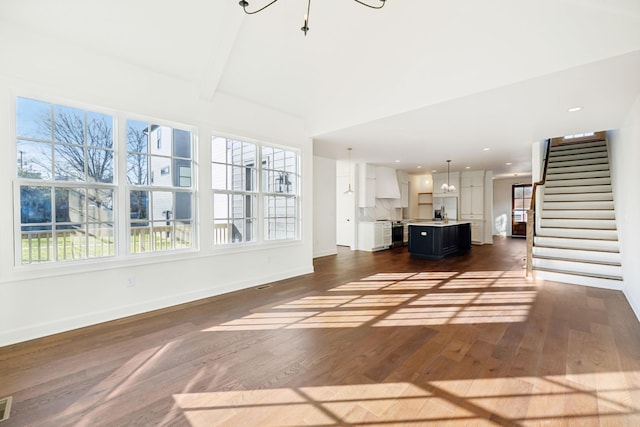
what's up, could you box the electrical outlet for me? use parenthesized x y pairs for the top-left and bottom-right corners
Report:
(126, 276), (135, 288)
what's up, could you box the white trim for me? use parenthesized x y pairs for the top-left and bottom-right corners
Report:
(313, 249), (338, 258)
(624, 288), (640, 324)
(0, 265), (314, 347)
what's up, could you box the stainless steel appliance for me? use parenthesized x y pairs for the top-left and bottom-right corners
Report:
(391, 222), (404, 247)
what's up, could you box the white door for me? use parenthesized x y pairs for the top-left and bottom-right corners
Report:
(336, 175), (355, 248)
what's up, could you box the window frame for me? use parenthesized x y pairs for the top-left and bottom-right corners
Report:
(211, 134), (301, 247)
(12, 95), (199, 269)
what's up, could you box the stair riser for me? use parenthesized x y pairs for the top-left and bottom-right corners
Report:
(550, 141), (606, 151)
(549, 152), (608, 163)
(544, 185), (611, 194)
(533, 247), (621, 264)
(533, 270), (622, 290)
(532, 258), (622, 277)
(537, 228), (618, 240)
(547, 158), (608, 168)
(543, 201), (614, 210)
(539, 219), (616, 229)
(546, 164), (609, 174)
(542, 210), (615, 219)
(544, 193), (612, 202)
(545, 177), (611, 187)
(549, 146), (608, 157)
(547, 170), (610, 180)
(534, 236), (619, 252)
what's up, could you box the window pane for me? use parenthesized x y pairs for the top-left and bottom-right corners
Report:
(151, 191), (173, 222)
(130, 190), (149, 221)
(87, 148), (114, 183)
(174, 192), (192, 221)
(55, 188), (85, 223)
(130, 224), (152, 254)
(127, 120), (149, 153)
(243, 142), (256, 166)
(150, 125), (171, 156)
(127, 154), (148, 185)
(56, 225), (87, 261)
(16, 97), (52, 140)
(21, 186), (52, 224)
(21, 225), (53, 264)
(87, 223), (115, 258)
(212, 137), (227, 163)
(88, 188), (114, 222)
(285, 150), (297, 173)
(54, 144), (85, 182)
(54, 105), (85, 145)
(17, 140), (52, 179)
(514, 187), (523, 198)
(524, 186), (533, 198)
(514, 199), (525, 210)
(213, 193), (229, 219)
(86, 112), (113, 148)
(152, 221), (173, 251)
(150, 156), (171, 186)
(212, 163), (227, 190)
(175, 221), (193, 249)
(214, 220), (231, 245)
(173, 129), (191, 159)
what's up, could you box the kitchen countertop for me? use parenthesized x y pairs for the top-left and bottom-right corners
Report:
(406, 220), (471, 227)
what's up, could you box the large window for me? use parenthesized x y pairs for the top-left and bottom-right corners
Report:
(127, 121), (194, 253)
(16, 98), (115, 264)
(212, 136), (300, 245)
(14, 97), (196, 266)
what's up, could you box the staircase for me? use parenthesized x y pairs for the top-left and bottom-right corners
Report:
(532, 139), (623, 289)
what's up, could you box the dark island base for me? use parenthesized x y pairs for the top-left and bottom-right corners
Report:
(408, 222), (471, 259)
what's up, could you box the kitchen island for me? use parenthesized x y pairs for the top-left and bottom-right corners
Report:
(407, 221), (471, 259)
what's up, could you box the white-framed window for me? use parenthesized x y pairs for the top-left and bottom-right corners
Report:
(16, 97), (116, 264)
(127, 121), (195, 254)
(14, 96), (197, 266)
(211, 136), (300, 245)
(262, 146), (299, 241)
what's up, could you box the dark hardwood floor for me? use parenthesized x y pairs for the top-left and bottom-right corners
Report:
(1, 237), (640, 426)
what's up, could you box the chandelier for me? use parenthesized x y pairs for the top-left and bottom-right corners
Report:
(441, 160), (456, 193)
(239, 0), (387, 36)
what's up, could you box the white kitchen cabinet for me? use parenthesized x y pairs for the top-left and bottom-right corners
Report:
(358, 221), (391, 251)
(460, 171), (485, 243)
(393, 170), (409, 208)
(358, 163), (376, 208)
(433, 172), (460, 196)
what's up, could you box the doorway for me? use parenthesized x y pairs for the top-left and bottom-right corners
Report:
(512, 184), (532, 237)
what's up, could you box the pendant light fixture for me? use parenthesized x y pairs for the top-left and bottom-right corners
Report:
(239, 0), (387, 36)
(345, 148), (354, 194)
(441, 160), (456, 192)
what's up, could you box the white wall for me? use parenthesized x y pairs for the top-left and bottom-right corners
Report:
(609, 94), (640, 321)
(492, 177), (532, 236)
(0, 23), (314, 345)
(313, 156), (337, 258)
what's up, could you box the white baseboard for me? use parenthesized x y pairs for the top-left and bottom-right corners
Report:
(313, 249), (338, 258)
(0, 265), (313, 347)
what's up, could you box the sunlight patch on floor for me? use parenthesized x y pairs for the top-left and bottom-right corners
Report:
(203, 270), (535, 332)
(173, 374), (640, 426)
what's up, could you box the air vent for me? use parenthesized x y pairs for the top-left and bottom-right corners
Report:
(0, 396), (12, 422)
(255, 284), (272, 290)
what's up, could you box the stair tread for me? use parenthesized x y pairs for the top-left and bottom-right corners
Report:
(532, 267), (622, 281)
(534, 243), (619, 253)
(533, 255), (621, 267)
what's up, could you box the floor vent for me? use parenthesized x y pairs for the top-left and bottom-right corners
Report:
(0, 396), (12, 422)
(255, 284), (272, 290)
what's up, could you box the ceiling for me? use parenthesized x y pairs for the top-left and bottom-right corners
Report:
(2, 0), (640, 178)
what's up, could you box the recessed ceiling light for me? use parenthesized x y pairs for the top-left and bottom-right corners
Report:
(432, 169), (437, 173)
(505, 162), (512, 165)
(465, 166), (471, 169)
(395, 160), (401, 163)
(483, 148), (490, 151)
(417, 165), (422, 169)
(568, 106), (583, 112)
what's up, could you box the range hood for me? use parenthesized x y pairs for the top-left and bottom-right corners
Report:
(375, 166), (401, 199)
